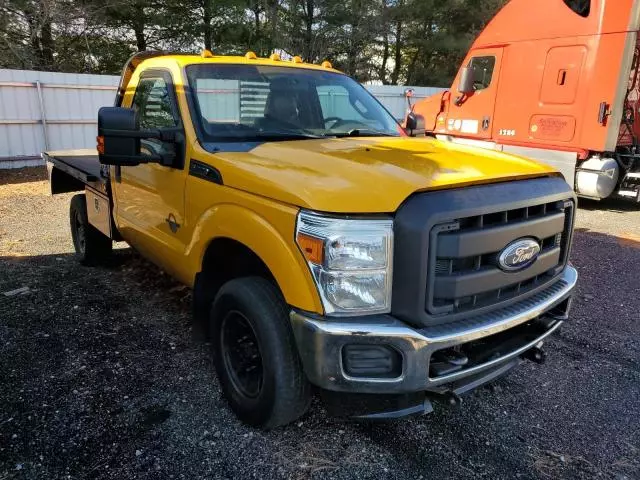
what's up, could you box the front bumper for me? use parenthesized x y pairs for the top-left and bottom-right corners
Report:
(290, 265), (577, 395)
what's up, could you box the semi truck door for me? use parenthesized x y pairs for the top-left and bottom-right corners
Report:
(447, 48), (503, 139)
(114, 69), (189, 274)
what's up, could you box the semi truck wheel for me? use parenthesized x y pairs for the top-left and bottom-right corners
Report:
(210, 277), (311, 429)
(69, 194), (113, 266)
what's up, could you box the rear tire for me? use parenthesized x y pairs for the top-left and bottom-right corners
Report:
(210, 277), (311, 429)
(69, 193), (112, 266)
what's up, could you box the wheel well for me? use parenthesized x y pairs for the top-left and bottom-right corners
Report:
(193, 237), (278, 334)
(204, 237), (275, 287)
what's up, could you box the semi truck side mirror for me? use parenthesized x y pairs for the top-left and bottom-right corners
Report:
(405, 112), (418, 131)
(404, 112), (426, 137)
(404, 88), (415, 112)
(97, 107), (178, 167)
(458, 67), (475, 94)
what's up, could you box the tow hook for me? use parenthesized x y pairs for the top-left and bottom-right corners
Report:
(522, 346), (546, 364)
(431, 391), (463, 408)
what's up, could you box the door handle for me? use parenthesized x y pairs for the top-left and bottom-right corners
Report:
(165, 214), (180, 233)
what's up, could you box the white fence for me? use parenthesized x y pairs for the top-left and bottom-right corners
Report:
(0, 68), (444, 169)
(0, 70), (120, 168)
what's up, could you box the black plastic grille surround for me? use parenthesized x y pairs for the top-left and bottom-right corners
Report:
(391, 176), (576, 328)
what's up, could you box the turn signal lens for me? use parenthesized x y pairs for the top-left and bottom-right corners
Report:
(96, 135), (104, 154)
(296, 211), (393, 316)
(296, 233), (324, 264)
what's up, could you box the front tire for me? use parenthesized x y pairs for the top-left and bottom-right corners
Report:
(210, 277), (311, 429)
(69, 194), (112, 266)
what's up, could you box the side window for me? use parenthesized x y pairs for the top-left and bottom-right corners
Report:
(131, 73), (179, 161)
(467, 56), (496, 91)
(563, 0), (590, 17)
(132, 75), (178, 129)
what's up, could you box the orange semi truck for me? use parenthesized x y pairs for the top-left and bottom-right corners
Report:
(407, 0), (640, 201)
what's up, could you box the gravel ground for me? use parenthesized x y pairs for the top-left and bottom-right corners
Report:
(1, 167), (639, 480)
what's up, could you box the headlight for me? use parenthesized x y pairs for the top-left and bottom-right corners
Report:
(296, 211), (393, 316)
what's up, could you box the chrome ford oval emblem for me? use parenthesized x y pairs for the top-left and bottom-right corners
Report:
(498, 238), (541, 271)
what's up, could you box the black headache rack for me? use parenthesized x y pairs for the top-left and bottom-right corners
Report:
(391, 176), (576, 328)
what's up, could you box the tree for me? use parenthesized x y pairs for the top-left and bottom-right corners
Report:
(0, 0), (507, 85)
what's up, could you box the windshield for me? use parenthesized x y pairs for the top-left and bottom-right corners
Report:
(185, 64), (401, 142)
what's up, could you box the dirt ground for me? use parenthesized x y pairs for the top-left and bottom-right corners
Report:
(1, 167), (639, 479)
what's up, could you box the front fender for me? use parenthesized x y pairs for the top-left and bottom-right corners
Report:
(185, 203), (323, 314)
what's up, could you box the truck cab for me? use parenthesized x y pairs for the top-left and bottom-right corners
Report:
(410, 0), (640, 202)
(46, 51), (577, 428)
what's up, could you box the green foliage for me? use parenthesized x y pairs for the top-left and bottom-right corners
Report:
(0, 0), (506, 86)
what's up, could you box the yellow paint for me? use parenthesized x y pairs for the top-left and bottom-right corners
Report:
(110, 54), (560, 314)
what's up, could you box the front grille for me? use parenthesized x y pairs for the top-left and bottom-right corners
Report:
(426, 199), (574, 319)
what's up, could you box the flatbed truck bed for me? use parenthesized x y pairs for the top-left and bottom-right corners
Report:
(44, 149), (115, 240)
(43, 149), (107, 194)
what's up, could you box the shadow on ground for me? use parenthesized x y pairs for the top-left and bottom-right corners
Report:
(577, 196), (640, 213)
(0, 166), (47, 186)
(0, 222), (638, 479)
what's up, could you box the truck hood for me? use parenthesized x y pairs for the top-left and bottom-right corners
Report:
(208, 136), (558, 213)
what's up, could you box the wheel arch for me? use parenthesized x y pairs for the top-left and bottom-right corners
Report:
(189, 204), (323, 327)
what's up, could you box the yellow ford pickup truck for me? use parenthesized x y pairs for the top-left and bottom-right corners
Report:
(45, 51), (578, 428)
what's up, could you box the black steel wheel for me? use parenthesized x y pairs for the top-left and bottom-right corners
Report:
(220, 310), (263, 399)
(73, 208), (87, 255)
(69, 194), (113, 266)
(210, 277), (311, 429)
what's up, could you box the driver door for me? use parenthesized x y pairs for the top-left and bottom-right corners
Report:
(113, 70), (189, 273)
(446, 48), (504, 140)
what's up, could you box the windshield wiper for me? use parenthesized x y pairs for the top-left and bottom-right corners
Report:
(330, 129), (396, 138)
(252, 128), (325, 140)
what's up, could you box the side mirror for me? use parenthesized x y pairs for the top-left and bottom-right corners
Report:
(457, 66), (475, 95)
(97, 107), (143, 166)
(404, 112), (426, 136)
(405, 112), (418, 131)
(97, 107), (180, 167)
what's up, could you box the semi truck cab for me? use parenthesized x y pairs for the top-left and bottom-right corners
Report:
(410, 0), (640, 202)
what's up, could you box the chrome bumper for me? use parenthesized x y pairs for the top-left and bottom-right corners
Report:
(290, 265), (577, 394)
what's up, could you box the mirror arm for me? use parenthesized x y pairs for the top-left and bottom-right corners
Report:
(454, 94), (466, 106)
(99, 152), (161, 166)
(100, 127), (181, 142)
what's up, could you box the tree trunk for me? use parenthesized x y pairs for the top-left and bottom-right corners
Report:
(406, 18), (430, 84)
(40, 19), (55, 70)
(304, 0), (314, 60)
(390, 20), (402, 84)
(133, 4), (146, 51)
(23, 8), (42, 68)
(265, 0), (279, 55)
(379, 32), (389, 84)
(203, 0), (212, 51)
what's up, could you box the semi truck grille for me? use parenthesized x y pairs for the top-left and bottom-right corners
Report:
(426, 200), (574, 318)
